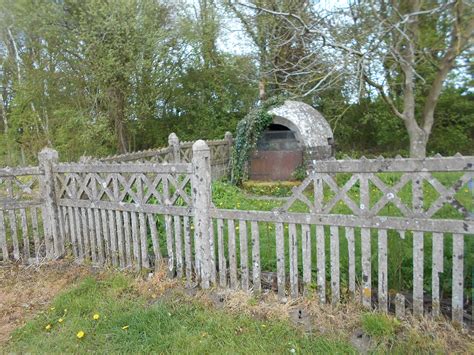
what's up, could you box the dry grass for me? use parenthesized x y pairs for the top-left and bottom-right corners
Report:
(0, 260), (89, 344)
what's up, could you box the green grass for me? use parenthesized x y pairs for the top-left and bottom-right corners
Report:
(208, 177), (473, 299)
(7, 274), (355, 354)
(361, 313), (400, 338)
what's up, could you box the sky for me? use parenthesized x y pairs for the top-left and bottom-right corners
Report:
(215, 0), (350, 55)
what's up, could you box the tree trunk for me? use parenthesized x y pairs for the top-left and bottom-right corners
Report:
(107, 86), (128, 153)
(406, 123), (428, 158)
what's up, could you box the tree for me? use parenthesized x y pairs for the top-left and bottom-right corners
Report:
(238, 0), (474, 157)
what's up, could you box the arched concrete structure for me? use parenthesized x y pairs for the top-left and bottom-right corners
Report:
(268, 100), (333, 149)
(249, 100), (335, 180)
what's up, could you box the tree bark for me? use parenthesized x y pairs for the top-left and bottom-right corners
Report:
(406, 121), (427, 158)
(107, 86), (128, 153)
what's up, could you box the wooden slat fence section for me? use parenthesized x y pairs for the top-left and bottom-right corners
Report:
(1, 147), (472, 326)
(0, 164), (47, 263)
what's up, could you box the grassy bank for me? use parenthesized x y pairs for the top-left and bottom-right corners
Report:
(6, 269), (472, 353)
(7, 273), (354, 353)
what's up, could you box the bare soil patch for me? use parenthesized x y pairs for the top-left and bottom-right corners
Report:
(0, 260), (88, 344)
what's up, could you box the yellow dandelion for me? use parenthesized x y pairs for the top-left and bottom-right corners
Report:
(76, 330), (85, 339)
(50, 307), (55, 311)
(45, 324), (52, 331)
(261, 324), (266, 328)
(58, 318), (64, 323)
(93, 313), (100, 320)
(121, 325), (129, 330)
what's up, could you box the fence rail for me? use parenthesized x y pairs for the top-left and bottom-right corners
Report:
(85, 132), (233, 180)
(0, 146), (472, 326)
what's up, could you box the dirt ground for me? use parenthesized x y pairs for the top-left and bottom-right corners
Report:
(0, 261), (89, 344)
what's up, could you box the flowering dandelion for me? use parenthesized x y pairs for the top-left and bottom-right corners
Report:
(93, 313), (100, 320)
(58, 318), (64, 323)
(45, 324), (52, 331)
(76, 331), (85, 339)
(121, 325), (129, 330)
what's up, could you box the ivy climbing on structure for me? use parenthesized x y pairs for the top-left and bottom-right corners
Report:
(231, 96), (286, 185)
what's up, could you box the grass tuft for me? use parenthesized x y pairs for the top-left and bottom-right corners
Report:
(361, 312), (400, 338)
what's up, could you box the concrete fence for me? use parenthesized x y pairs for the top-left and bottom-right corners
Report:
(0, 144), (472, 326)
(82, 132), (233, 181)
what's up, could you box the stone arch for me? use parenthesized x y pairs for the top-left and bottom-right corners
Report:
(268, 100), (334, 149)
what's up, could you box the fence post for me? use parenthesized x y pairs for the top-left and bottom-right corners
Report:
(168, 132), (181, 163)
(192, 140), (212, 289)
(224, 131), (233, 158)
(38, 147), (62, 258)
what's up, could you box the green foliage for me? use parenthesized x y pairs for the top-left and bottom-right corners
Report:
(325, 88), (473, 157)
(361, 313), (400, 338)
(230, 96), (286, 185)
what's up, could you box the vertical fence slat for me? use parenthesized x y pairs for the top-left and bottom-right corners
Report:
(82, 208), (90, 261)
(0, 211), (8, 260)
(138, 212), (149, 269)
(108, 209), (118, 266)
(165, 215), (174, 275)
(251, 221), (261, 294)
(345, 227), (355, 296)
(115, 210), (125, 268)
(19, 209), (30, 260)
(130, 211), (141, 270)
(413, 231), (424, 317)
(412, 173), (424, 317)
(330, 226), (340, 304)
(75, 207), (84, 261)
(123, 211), (132, 267)
(217, 218), (226, 287)
(276, 222), (286, 299)
(31, 208), (40, 261)
(360, 173), (371, 308)
(239, 219), (249, 291)
(101, 209), (111, 264)
(301, 224), (311, 295)
(361, 228), (371, 308)
(9, 210), (20, 260)
(94, 208), (104, 265)
(316, 225), (326, 303)
(289, 223), (298, 298)
(452, 233), (464, 323)
(87, 208), (97, 264)
(228, 219), (238, 289)
(174, 215), (183, 278)
(147, 213), (161, 269)
(432, 232), (443, 318)
(378, 229), (388, 312)
(183, 216), (193, 286)
(68, 206), (78, 258)
(209, 221), (216, 285)
(57, 206), (66, 257)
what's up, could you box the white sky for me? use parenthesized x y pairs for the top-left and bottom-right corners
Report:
(216, 0), (349, 55)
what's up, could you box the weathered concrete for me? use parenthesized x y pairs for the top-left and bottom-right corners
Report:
(268, 100), (334, 152)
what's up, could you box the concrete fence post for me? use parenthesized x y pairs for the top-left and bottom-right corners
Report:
(192, 140), (212, 289)
(168, 132), (181, 163)
(38, 147), (62, 258)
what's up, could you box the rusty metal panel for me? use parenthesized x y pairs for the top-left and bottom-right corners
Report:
(249, 150), (303, 181)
